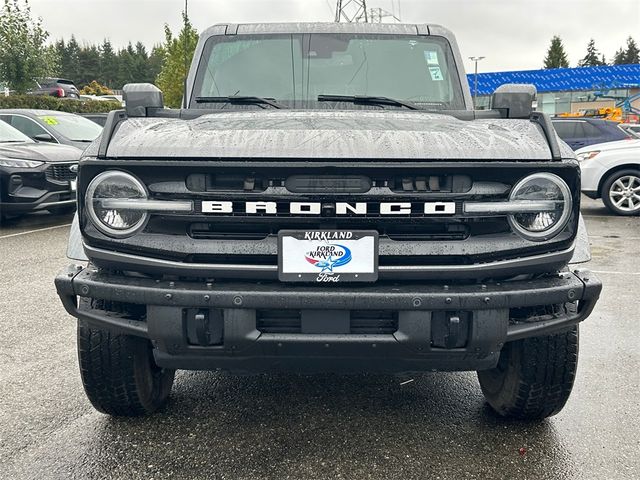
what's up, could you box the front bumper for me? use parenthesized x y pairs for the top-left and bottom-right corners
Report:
(0, 166), (76, 214)
(55, 266), (601, 374)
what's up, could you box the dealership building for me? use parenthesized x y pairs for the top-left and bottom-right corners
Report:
(467, 64), (640, 117)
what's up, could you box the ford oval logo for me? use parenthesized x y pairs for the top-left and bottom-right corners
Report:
(69, 164), (78, 173)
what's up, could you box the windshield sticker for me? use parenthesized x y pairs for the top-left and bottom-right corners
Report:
(40, 116), (59, 125)
(424, 51), (439, 65)
(428, 66), (444, 81)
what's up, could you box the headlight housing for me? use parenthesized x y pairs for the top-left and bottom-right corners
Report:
(0, 158), (44, 168)
(508, 173), (572, 241)
(86, 171), (148, 237)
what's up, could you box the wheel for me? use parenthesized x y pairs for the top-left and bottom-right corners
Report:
(601, 169), (640, 216)
(77, 301), (175, 416)
(477, 326), (578, 420)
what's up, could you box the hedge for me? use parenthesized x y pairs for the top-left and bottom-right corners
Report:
(0, 95), (121, 113)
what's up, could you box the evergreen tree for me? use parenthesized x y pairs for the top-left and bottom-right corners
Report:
(0, 0), (57, 92)
(613, 47), (626, 65)
(156, 12), (198, 107)
(61, 35), (81, 80)
(132, 41), (150, 83)
(543, 35), (570, 69)
(77, 44), (100, 86)
(601, 54), (607, 66)
(623, 37), (639, 64)
(148, 44), (165, 85)
(578, 39), (604, 67)
(99, 39), (117, 87)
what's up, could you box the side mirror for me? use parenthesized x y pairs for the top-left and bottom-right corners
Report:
(492, 84), (536, 119)
(123, 83), (164, 117)
(33, 133), (56, 143)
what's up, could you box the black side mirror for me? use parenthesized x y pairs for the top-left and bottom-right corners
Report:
(492, 84), (537, 119)
(123, 83), (164, 117)
(33, 133), (56, 143)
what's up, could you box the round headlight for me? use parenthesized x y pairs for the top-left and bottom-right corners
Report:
(508, 173), (572, 241)
(86, 171), (148, 237)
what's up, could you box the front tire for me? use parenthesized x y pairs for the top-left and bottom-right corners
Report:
(78, 317), (175, 417)
(477, 326), (578, 420)
(601, 169), (640, 216)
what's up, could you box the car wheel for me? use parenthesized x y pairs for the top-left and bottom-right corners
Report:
(77, 300), (175, 416)
(477, 326), (578, 420)
(601, 169), (640, 216)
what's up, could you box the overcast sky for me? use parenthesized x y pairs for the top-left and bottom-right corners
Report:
(27, 0), (640, 74)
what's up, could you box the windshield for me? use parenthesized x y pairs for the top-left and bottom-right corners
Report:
(191, 34), (465, 110)
(38, 114), (102, 141)
(0, 120), (33, 143)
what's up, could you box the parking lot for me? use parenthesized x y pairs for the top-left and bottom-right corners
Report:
(0, 197), (638, 480)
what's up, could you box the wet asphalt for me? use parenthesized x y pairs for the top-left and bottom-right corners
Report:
(0, 197), (638, 480)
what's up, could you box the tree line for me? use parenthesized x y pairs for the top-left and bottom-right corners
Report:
(0, 0), (196, 107)
(544, 35), (640, 69)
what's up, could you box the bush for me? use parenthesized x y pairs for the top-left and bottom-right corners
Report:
(0, 94), (121, 113)
(80, 80), (114, 96)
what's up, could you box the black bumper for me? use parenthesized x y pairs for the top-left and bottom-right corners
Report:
(55, 266), (601, 374)
(0, 167), (76, 214)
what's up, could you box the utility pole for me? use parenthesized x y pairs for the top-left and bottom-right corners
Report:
(369, 7), (401, 23)
(469, 56), (485, 108)
(335, 0), (369, 23)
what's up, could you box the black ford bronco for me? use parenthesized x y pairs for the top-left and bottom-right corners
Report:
(55, 23), (602, 419)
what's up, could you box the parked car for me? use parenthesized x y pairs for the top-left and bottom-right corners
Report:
(551, 117), (630, 150)
(578, 139), (640, 215)
(0, 109), (103, 150)
(30, 78), (80, 99)
(0, 120), (81, 222)
(619, 123), (640, 139)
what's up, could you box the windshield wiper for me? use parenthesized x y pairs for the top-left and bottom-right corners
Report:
(195, 96), (285, 109)
(317, 94), (422, 110)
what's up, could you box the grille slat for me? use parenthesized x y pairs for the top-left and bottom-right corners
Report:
(46, 163), (77, 183)
(256, 310), (398, 334)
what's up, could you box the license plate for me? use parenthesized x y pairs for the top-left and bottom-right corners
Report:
(70, 179), (77, 191)
(278, 230), (378, 283)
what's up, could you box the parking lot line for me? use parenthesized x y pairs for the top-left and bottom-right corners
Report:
(592, 270), (640, 276)
(0, 223), (72, 239)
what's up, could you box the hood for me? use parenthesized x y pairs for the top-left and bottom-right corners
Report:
(576, 138), (640, 154)
(105, 110), (555, 160)
(0, 142), (82, 163)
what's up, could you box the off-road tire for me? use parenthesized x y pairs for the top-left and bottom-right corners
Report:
(477, 326), (578, 420)
(77, 305), (175, 416)
(601, 169), (640, 216)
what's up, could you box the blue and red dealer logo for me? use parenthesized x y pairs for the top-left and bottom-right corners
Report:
(305, 244), (352, 272)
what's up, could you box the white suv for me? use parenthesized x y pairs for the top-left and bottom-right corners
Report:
(578, 139), (640, 215)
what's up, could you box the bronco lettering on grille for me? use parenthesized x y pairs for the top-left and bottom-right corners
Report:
(201, 201), (456, 215)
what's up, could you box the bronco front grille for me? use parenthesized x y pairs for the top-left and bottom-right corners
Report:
(46, 163), (77, 183)
(80, 161), (580, 279)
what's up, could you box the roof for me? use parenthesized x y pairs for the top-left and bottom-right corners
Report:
(200, 22), (439, 37)
(468, 64), (640, 96)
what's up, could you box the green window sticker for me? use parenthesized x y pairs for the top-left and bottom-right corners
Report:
(428, 66), (444, 81)
(40, 116), (59, 125)
(424, 50), (439, 65)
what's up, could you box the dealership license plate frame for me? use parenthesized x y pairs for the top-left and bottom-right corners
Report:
(278, 230), (379, 283)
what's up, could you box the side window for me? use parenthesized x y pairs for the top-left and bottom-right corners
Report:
(8, 116), (49, 138)
(582, 122), (602, 137)
(552, 121), (577, 140)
